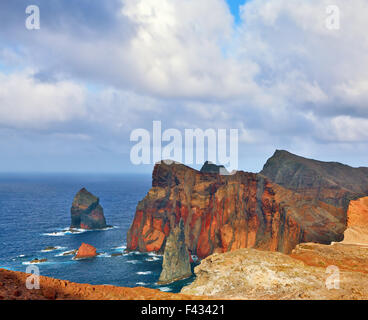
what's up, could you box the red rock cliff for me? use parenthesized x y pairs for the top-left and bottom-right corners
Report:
(127, 161), (346, 258)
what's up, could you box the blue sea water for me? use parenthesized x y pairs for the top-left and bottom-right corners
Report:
(0, 173), (195, 293)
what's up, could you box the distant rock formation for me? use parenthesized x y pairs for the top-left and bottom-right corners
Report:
(71, 188), (107, 230)
(74, 243), (97, 259)
(181, 247), (368, 299)
(200, 161), (228, 175)
(158, 219), (192, 284)
(127, 154), (349, 258)
(343, 196), (368, 245)
(260, 150), (368, 210)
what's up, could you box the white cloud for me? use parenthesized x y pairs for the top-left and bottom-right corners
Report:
(0, 70), (86, 129)
(1, 0), (368, 172)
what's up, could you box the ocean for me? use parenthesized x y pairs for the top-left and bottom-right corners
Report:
(0, 173), (195, 293)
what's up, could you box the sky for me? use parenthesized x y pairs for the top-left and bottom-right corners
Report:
(0, 0), (368, 173)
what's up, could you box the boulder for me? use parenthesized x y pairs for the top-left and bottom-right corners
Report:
(75, 243), (97, 259)
(70, 188), (107, 230)
(158, 219), (192, 284)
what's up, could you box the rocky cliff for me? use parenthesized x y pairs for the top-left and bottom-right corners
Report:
(342, 196), (368, 245)
(127, 157), (347, 258)
(0, 268), (204, 300)
(158, 219), (192, 284)
(71, 188), (107, 230)
(261, 150), (368, 210)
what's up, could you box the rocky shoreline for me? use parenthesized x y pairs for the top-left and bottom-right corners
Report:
(0, 268), (204, 300)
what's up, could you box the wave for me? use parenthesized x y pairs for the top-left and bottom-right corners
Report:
(97, 253), (111, 258)
(55, 250), (77, 257)
(42, 231), (66, 237)
(126, 260), (140, 264)
(147, 252), (162, 257)
(136, 271), (153, 275)
(159, 287), (172, 292)
(113, 245), (126, 250)
(145, 257), (160, 262)
(42, 226), (118, 237)
(136, 282), (147, 286)
(22, 260), (49, 266)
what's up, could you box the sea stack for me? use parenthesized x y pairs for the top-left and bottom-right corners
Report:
(75, 243), (97, 259)
(158, 219), (192, 284)
(70, 188), (107, 230)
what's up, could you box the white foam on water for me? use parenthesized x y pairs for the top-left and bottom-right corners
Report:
(136, 271), (152, 275)
(42, 231), (65, 237)
(126, 260), (139, 264)
(145, 257), (160, 262)
(159, 287), (172, 292)
(136, 282), (147, 286)
(43, 226), (118, 237)
(22, 260), (49, 266)
(97, 253), (112, 258)
(113, 245), (127, 250)
(147, 252), (162, 257)
(55, 250), (76, 257)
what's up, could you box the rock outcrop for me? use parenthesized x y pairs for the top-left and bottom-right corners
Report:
(181, 248), (368, 300)
(0, 268), (205, 300)
(127, 158), (346, 258)
(71, 188), (107, 230)
(291, 242), (368, 274)
(158, 219), (192, 284)
(261, 150), (368, 210)
(74, 243), (97, 259)
(342, 196), (368, 245)
(200, 161), (228, 175)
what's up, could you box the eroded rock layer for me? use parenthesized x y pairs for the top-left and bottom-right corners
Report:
(343, 196), (368, 244)
(181, 248), (368, 300)
(261, 150), (368, 210)
(127, 160), (346, 258)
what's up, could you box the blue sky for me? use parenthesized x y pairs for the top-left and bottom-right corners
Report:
(0, 0), (368, 173)
(226, 0), (246, 24)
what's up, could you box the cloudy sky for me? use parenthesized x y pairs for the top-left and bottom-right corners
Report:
(0, 0), (368, 173)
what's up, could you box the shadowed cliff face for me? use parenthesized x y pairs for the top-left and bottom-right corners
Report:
(261, 150), (368, 211)
(158, 219), (192, 284)
(127, 158), (346, 258)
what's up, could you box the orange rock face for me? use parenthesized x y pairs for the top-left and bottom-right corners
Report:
(0, 268), (203, 300)
(127, 162), (346, 259)
(75, 243), (97, 259)
(343, 196), (368, 244)
(346, 197), (368, 227)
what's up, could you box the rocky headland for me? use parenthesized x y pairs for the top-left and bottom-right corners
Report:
(181, 193), (368, 299)
(127, 151), (368, 259)
(71, 188), (108, 230)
